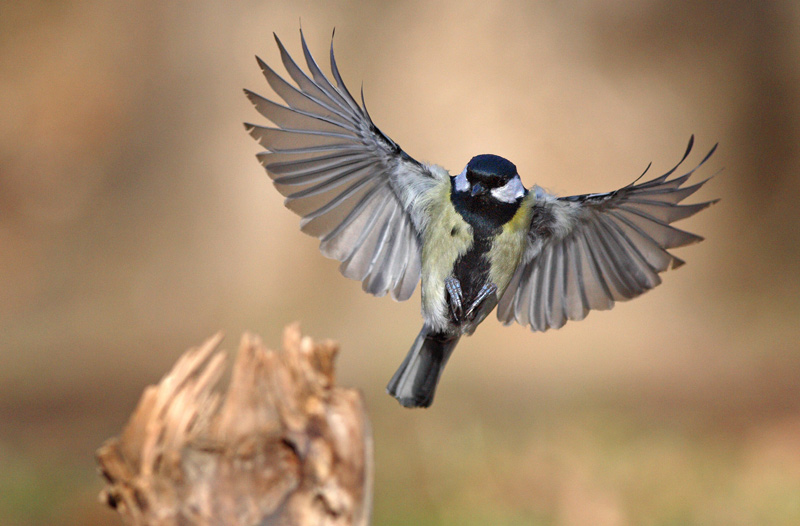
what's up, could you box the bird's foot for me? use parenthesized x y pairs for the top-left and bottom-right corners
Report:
(465, 282), (498, 320)
(444, 277), (464, 322)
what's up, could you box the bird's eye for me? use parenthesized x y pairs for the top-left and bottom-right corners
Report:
(489, 176), (505, 188)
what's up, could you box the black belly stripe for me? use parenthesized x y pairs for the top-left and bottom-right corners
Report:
(452, 235), (492, 308)
(449, 180), (522, 311)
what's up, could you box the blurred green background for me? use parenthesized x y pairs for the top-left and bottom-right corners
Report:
(2, 1), (799, 525)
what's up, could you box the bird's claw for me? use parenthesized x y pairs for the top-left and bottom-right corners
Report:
(445, 277), (464, 322)
(465, 282), (498, 320)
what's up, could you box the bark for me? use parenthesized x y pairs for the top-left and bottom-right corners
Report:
(97, 325), (372, 526)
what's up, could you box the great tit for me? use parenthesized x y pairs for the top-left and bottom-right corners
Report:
(244, 31), (718, 408)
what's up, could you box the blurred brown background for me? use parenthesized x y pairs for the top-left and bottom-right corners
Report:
(2, 1), (799, 525)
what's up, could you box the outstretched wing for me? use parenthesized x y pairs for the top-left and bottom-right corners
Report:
(245, 30), (441, 301)
(497, 136), (718, 332)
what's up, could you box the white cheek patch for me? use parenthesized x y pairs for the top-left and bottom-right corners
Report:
(491, 175), (526, 203)
(454, 167), (470, 192)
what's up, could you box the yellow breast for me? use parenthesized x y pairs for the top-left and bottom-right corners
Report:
(487, 196), (533, 295)
(419, 182), (473, 327)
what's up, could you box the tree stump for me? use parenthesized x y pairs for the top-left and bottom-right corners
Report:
(96, 325), (373, 526)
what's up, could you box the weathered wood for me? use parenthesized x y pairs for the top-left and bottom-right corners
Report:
(97, 325), (373, 526)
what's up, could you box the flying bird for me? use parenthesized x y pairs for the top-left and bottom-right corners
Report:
(244, 30), (718, 408)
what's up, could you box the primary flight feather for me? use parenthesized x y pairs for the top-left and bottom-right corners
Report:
(245, 30), (718, 408)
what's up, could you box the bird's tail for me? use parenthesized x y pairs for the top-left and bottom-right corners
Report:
(386, 326), (460, 408)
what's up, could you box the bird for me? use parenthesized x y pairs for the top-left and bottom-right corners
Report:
(244, 30), (718, 408)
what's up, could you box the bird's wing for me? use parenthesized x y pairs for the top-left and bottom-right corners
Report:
(497, 137), (718, 332)
(245, 30), (442, 301)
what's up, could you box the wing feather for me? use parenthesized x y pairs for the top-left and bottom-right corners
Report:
(499, 137), (717, 331)
(246, 30), (443, 300)
(256, 56), (353, 128)
(244, 89), (352, 135)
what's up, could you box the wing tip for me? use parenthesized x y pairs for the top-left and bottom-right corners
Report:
(299, 25), (308, 48)
(686, 134), (695, 154)
(242, 88), (259, 107)
(670, 256), (687, 270)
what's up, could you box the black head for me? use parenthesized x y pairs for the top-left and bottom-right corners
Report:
(453, 154), (526, 203)
(466, 154), (518, 189)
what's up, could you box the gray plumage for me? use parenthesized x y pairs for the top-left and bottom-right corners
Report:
(497, 138), (719, 332)
(244, 30), (437, 301)
(386, 327), (460, 408)
(245, 30), (718, 408)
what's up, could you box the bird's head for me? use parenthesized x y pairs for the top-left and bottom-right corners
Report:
(454, 154), (527, 203)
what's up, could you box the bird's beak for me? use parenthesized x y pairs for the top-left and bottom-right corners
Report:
(471, 183), (486, 197)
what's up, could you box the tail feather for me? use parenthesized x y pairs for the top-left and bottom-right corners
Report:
(386, 327), (460, 408)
